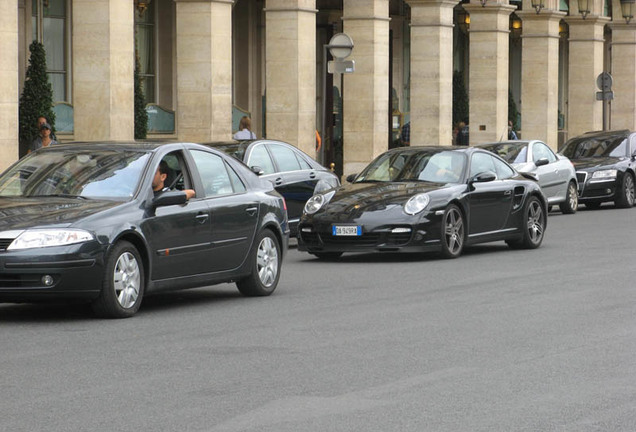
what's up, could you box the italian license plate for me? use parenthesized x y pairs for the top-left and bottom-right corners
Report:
(332, 225), (362, 236)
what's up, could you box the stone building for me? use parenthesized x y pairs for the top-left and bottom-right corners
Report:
(1, 0), (635, 177)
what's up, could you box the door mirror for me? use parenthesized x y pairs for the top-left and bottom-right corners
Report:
(469, 171), (497, 185)
(152, 190), (188, 207)
(250, 165), (264, 176)
(535, 158), (549, 167)
(345, 173), (358, 183)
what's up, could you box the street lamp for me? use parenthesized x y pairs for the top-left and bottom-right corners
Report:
(457, 7), (470, 34)
(480, 0), (487, 7)
(531, 0), (545, 14)
(620, 0), (635, 23)
(577, 0), (591, 18)
(134, 0), (152, 16)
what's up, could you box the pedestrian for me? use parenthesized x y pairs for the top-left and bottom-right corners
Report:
(508, 120), (518, 140)
(233, 116), (257, 140)
(36, 115), (57, 141)
(456, 121), (469, 146)
(29, 121), (57, 153)
(400, 122), (410, 146)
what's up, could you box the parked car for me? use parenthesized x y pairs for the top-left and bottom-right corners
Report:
(559, 130), (636, 209)
(0, 142), (289, 318)
(297, 146), (547, 260)
(477, 140), (578, 214)
(203, 140), (340, 235)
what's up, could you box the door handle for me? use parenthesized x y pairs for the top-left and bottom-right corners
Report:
(245, 207), (258, 216)
(195, 212), (209, 224)
(504, 190), (512, 196)
(309, 172), (316, 179)
(274, 177), (283, 186)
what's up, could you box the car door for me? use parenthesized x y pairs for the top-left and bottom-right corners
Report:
(266, 143), (319, 226)
(467, 152), (514, 234)
(143, 151), (215, 281)
(531, 141), (562, 199)
(189, 149), (259, 272)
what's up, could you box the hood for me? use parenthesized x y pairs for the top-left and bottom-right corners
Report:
(570, 156), (622, 170)
(326, 181), (448, 213)
(0, 197), (122, 230)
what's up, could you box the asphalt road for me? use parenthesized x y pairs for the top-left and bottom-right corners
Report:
(1, 204), (636, 432)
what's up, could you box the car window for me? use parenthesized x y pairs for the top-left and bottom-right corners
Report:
(532, 142), (556, 163)
(470, 152), (497, 177)
(296, 154), (313, 170)
(190, 150), (236, 197)
(247, 145), (276, 174)
(492, 157), (515, 179)
(268, 144), (302, 172)
(630, 135), (636, 155)
(226, 163), (247, 193)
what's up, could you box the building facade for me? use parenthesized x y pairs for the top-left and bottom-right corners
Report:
(1, 0), (635, 176)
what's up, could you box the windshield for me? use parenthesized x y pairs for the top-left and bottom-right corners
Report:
(0, 149), (150, 200)
(560, 135), (628, 159)
(355, 150), (467, 183)
(480, 143), (527, 164)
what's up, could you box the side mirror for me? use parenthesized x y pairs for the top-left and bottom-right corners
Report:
(152, 190), (187, 208)
(345, 173), (358, 183)
(469, 170), (497, 185)
(535, 158), (549, 167)
(250, 165), (264, 176)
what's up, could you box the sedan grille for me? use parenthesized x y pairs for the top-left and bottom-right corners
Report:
(576, 171), (587, 185)
(302, 230), (412, 248)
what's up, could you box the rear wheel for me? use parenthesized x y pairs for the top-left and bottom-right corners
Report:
(91, 241), (144, 318)
(312, 252), (343, 261)
(559, 181), (578, 214)
(237, 229), (281, 296)
(615, 172), (635, 208)
(508, 196), (545, 249)
(440, 204), (465, 259)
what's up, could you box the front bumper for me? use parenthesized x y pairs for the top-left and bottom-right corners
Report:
(576, 171), (618, 202)
(0, 241), (107, 303)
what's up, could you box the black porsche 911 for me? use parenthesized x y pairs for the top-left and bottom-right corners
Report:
(297, 146), (547, 259)
(0, 142), (289, 318)
(558, 129), (636, 209)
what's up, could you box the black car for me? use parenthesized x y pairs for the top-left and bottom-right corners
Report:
(0, 142), (289, 318)
(203, 140), (340, 235)
(559, 130), (636, 209)
(297, 146), (547, 259)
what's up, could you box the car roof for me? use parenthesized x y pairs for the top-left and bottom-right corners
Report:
(574, 130), (631, 139)
(46, 141), (195, 152)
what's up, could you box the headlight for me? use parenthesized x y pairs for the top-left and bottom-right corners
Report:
(591, 169), (617, 179)
(304, 191), (336, 215)
(7, 229), (95, 250)
(404, 193), (430, 215)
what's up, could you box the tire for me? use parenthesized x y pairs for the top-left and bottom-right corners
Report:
(91, 241), (144, 318)
(559, 181), (578, 214)
(312, 252), (343, 261)
(615, 172), (635, 208)
(440, 204), (465, 259)
(585, 201), (602, 210)
(237, 229), (281, 297)
(508, 196), (545, 250)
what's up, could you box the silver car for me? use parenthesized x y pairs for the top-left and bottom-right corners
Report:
(478, 140), (578, 214)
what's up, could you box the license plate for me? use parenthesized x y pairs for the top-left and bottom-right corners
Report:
(332, 225), (362, 236)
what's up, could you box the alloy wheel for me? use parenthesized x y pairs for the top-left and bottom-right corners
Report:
(257, 237), (279, 287)
(568, 183), (578, 210)
(113, 252), (141, 309)
(444, 207), (464, 255)
(526, 200), (544, 244)
(625, 175), (635, 206)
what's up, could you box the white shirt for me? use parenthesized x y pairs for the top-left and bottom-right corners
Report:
(233, 129), (256, 140)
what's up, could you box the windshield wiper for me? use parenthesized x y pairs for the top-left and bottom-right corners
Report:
(28, 194), (89, 200)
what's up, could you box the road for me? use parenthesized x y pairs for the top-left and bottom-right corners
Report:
(1, 205), (636, 431)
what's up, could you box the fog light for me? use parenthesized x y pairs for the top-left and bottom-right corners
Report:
(606, 188), (612, 194)
(41, 275), (54, 286)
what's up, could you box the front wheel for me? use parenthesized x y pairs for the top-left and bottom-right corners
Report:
(559, 181), (578, 214)
(237, 229), (281, 296)
(440, 204), (465, 259)
(508, 196), (545, 249)
(615, 172), (635, 208)
(91, 241), (144, 318)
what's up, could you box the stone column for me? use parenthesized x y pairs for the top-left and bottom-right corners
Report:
(407, 0), (459, 147)
(564, 15), (608, 139)
(73, 0), (135, 141)
(0, 0), (18, 170)
(265, 0), (316, 155)
(342, 0), (390, 177)
(175, 0), (233, 142)
(463, 1), (516, 144)
(518, 10), (565, 150)
(609, 23), (636, 130)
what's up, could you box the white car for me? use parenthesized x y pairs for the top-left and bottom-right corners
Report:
(478, 140), (578, 214)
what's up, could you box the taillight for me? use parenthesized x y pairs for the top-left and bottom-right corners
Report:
(282, 197), (287, 212)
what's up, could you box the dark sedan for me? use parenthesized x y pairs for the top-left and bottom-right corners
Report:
(0, 142), (289, 318)
(203, 140), (340, 235)
(298, 146), (547, 259)
(559, 130), (636, 209)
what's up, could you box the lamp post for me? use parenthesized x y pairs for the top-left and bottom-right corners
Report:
(620, 0), (635, 23)
(577, 0), (591, 18)
(134, 0), (152, 16)
(531, 0), (545, 14)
